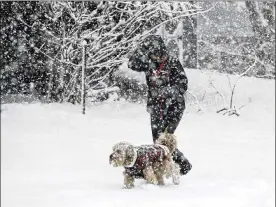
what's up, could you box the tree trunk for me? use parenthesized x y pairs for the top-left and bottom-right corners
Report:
(245, 2), (275, 76)
(47, 61), (54, 103)
(81, 43), (87, 115)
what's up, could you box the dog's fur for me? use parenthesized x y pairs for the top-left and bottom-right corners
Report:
(109, 132), (180, 189)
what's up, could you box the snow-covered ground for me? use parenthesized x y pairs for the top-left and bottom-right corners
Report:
(1, 69), (275, 207)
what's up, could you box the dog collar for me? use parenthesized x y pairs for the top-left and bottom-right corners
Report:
(155, 144), (170, 155)
(125, 148), (138, 167)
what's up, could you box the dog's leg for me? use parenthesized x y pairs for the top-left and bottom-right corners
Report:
(163, 157), (173, 179)
(156, 170), (165, 185)
(153, 162), (165, 185)
(143, 166), (158, 185)
(171, 163), (180, 185)
(123, 171), (134, 189)
(162, 156), (180, 185)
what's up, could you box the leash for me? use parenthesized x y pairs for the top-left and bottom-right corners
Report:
(155, 144), (170, 155)
(151, 57), (167, 86)
(151, 57), (167, 120)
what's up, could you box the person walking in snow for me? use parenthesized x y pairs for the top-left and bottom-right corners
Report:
(128, 35), (192, 175)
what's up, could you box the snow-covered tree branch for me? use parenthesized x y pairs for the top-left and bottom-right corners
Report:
(32, 1), (204, 103)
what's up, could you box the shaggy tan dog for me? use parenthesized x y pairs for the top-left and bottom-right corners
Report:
(109, 132), (180, 189)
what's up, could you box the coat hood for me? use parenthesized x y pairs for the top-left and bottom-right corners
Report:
(128, 35), (168, 72)
(141, 35), (168, 58)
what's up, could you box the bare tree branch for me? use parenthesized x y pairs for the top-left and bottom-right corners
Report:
(229, 57), (257, 108)
(186, 91), (205, 113)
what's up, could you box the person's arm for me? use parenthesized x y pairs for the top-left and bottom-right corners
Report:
(161, 59), (188, 98)
(170, 59), (188, 95)
(128, 47), (149, 72)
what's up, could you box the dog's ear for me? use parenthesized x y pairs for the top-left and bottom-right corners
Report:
(124, 145), (134, 164)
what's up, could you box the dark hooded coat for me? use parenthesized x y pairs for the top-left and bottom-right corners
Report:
(128, 35), (188, 141)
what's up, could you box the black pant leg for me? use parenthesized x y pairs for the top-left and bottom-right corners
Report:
(151, 99), (185, 142)
(165, 100), (191, 175)
(166, 100), (185, 134)
(150, 98), (172, 142)
(150, 103), (165, 142)
(151, 113), (159, 142)
(173, 149), (192, 175)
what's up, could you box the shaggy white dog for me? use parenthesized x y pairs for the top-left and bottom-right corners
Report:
(109, 132), (180, 189)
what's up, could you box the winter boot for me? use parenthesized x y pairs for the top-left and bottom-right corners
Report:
(172, 148), (192, 175)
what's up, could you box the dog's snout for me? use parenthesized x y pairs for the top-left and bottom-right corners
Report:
(109, 154), (113, 165)
(109, 153), (117, 164)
